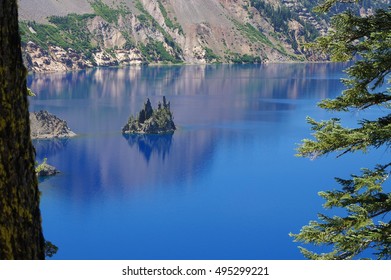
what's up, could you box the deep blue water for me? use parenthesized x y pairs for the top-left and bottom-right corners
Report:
(28, 64), (386, 260)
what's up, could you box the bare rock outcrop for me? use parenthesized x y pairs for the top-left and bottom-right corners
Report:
(24, 41), (93, 73)
(30, 110), (76, 139)
(19, 0), (335, 72)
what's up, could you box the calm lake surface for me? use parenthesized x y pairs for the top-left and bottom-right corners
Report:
(28, 63), (385, 259)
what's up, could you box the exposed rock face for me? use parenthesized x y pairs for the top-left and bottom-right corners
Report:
(36, 161), (60, 177)
(30, 110), (77, 139)
(91, 49), (144, 67)
(24, 41), (93, 73)
(122, 97), (176, 134)
(19, 0), (386, 72)
(18, 0), (330, 72)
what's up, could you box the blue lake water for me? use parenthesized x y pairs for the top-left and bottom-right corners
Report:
(28, 63), (386, 260)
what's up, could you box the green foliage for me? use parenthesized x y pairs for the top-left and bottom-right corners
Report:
(204, 47), (221, 63)
(19, 0), (184, 65)
(291, 1), (391, 260)
(135, 0), (157, 29)
(123, 97), (176, 134)
(35, 158), (47, 174)
(19, 1), (131, 55)
(27, 88), (36, 97)
(157, 0), (184, 35)
(91, 0), (129, 24)
(121, 32), (136, 50)
(48, 14), (95, 55)
(20, 13), (95, 57)
(226, 52), (262, 64)
(230, 18), (292, 59)
(19, 21), (69, 50)
(232, 19), (273, 47)
(135, 0), (145, 13)
(44, 241), (58, 258)
(153, 105), (174, 129)
(139, 41), (180, 64)
(293, 163), (391, 259)
(249, 0), (320, 50)
(135, 0), (183, 63)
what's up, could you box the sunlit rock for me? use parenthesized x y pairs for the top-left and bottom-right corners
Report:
(30, 110), (77, 139)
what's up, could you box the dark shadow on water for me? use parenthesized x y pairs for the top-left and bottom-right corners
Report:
(123, 133), (173, 162)
(38, 174), (58, 184)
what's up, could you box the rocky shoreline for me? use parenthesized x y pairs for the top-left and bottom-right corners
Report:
(19, 0), (332, 74)
(30, 110), (76, 139)
(36, 159), (60, 177)
(24, 41), (144, 73)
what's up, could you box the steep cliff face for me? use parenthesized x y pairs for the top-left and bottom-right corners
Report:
(18, 0), (383, 72)
(24, 41), (94, 72)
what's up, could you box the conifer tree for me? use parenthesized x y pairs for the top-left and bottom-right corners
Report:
(290, 1), (391, 259)
(0, 0), (45, 259)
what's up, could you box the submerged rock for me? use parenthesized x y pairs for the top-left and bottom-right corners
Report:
(122, 97), (176, 134)
(30, 110), (76, 139)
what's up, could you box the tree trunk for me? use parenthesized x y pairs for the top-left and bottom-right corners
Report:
(0, 0), (45, 259)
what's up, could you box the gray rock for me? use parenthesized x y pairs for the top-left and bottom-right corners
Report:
(122, 97), (176, 134)
(36, 162), (59, 177)
(30, 110), (76, 139)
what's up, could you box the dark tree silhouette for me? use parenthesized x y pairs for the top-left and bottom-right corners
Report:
(0, 0), (45, 259)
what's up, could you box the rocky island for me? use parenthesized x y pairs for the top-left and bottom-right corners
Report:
(30, 110), (76, 139)
(122, 97), (176, 134)
(35, 158), (59, 177)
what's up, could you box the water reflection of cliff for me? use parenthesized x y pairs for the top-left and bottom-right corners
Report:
(123, 133), (173, 162)
(28, 63), (347, 102)
(28, 63), (347, 133)
(33, 138), (69, 159)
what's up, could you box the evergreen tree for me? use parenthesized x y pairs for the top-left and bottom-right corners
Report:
(290, 1), (391, 259)
(0, 0), (45, 259)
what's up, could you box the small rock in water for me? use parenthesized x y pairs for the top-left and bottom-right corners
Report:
(36, 161), (59, 177)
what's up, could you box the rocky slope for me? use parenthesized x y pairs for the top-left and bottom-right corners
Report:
(18, 0), (386, 72)
(30, 110), (77, 139)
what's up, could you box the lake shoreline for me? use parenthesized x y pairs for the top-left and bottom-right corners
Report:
(27, 60), (338, 76)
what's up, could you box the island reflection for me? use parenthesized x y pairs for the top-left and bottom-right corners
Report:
(123, 133), (173, 162)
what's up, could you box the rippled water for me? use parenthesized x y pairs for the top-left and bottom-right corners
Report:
(28, 63), (384, 259)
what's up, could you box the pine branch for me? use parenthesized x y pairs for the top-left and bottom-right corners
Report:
(293, 1), (391, 260)
(297, 115), (391, 158)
